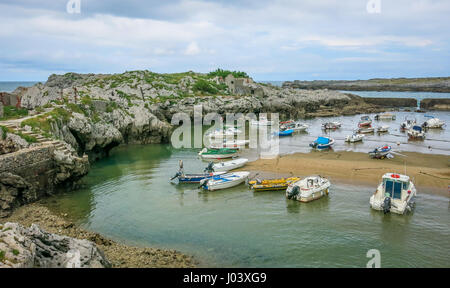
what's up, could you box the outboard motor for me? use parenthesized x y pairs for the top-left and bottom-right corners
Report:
(198, 179), (209, 190)
(170, 171), (182, 181)
(383, 197), (392, 214)
(204, 162), (214, 173)
(287, 186), (300, 200)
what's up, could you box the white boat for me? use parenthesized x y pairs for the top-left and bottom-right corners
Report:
(422, 118), (445, 129)
(345, 133), (364, 143)
(375, 113), (396, 121)
(199, 171), (250, 191)
(322, 121), (341, 130)
(250, 115), (273, 126)
(204, 158), (249, 172)
(370, 173), (417, 214)
(280, 121), (308, 132)
(407, 125), (425, 140)
(286, 176), (331, 202)
(198, 148), (239, 159)
(206, 127), (242, 138)
(377, 125), (389, 133)
(207, 139), (249, 149)
(358, 125), (375, 134)
(400, 118), (416, 131)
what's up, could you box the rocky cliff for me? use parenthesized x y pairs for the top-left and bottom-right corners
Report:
(420, 98), (450, 111)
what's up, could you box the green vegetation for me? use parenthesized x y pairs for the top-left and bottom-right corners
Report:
(0, 106), (29, 120)
(12, 249), (19, 256)
(193, 79), (219, 94)
(208, 68), (249, 79)
(0, 125), (10, 140)
(0, 250), (5, 261)
(15, 132), (37, 144)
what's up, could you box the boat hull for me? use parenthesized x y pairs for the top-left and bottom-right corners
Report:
(212, 158), (248, 172)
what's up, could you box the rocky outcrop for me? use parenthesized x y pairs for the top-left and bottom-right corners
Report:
(0, 222), (111, 268)
(0, 173), (35, 218)
(282, 77), (450, 92)
(420, 98), (450, 111)
(361, 97), (417, 107)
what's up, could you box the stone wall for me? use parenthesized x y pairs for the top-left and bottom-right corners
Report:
(420, 98), (450, 111)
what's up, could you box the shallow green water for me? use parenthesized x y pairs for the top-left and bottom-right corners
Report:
(46, 144), (450, 267)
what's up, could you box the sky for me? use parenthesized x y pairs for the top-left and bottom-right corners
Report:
(0, 0), (449, 81)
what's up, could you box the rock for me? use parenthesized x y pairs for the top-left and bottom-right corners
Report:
(0, 137), (18, 155)
(6, 133), (30, 150)
(0, 222), (111, 268)
(420, 98), (450, 111)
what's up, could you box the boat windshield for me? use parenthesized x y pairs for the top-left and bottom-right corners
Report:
(384, 180), (403, 200)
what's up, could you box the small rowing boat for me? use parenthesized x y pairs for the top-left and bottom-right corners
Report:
(198, 148), (238, 159)
(377, 125), (389, 133)
(249, 177), (300, 191)
(204, 158), (248, 172)
(358, 125), (375, 134)
(286, 176), (330, 202)
(199, 171), (250, 191)
(276, 129), (294, 136)
(368, 145), (392, 159)
(358, 116), (372, 127)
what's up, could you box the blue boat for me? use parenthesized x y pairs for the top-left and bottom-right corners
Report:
(368, 145), (392, 159)
(170, 160), (225, 183)
(309, 137), (334, 149)
(276, 129), (294, 136)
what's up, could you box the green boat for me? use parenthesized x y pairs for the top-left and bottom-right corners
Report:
(198, 148), (238, 159)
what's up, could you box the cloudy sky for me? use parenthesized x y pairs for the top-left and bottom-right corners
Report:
(0, 0), (449, 81)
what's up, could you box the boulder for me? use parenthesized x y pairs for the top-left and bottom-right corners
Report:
(0, 222), (111, 268)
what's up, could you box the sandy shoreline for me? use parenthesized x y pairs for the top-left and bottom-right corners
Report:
(241, 151), (450, 196)
(0, 202), (197, 268)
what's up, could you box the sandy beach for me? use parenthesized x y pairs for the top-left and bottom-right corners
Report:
(242, 151), (450, 196)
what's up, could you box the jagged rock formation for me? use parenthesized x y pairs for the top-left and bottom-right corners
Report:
(0, 222), (111, 268)
(420, 98), (450, 111)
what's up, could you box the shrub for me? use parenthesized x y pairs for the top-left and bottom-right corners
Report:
(0, 106), (28, 120)
(193, 79), (218, 94)
(208, 68), (249, 79)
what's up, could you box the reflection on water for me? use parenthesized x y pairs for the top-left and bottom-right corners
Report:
(47, 138), (450, 267)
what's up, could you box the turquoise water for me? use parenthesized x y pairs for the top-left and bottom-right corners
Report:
(47, 132), (450, 267)
(0, 81), (39, 92)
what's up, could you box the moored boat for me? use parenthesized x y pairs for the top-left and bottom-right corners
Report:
(206, 127), (242, 138)
(199, 171), (250, 191)
(322, 121), (341, 130)
(204, 158), (248, 172)
(422, 117), (445, 129)
(407, 125), (426, 140)
(377, 125), (389, 133)
(368, 145), (392, 159)
(170, 161), (226, 183)
(370, 173), (417, 214)
(207, 139), (249, 150)
(286, 176), (331, 202)
(358, 116), (372, 127)
(375, 113), (396, 121)
(198, 148), (238, 159)
(249, 177), (300, 191)
(280, 121), (308, 132)
(345, 133), (364, 143)
(357, 125), (375, 134)
(309, 137), (334, 149)
(400, 118), (416, 131)
(276, 129), (294, 136)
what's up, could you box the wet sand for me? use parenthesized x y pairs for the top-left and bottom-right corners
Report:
(242, 151), (450, 196)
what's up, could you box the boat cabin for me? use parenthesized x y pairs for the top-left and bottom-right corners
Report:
(381, 173), (411, 201)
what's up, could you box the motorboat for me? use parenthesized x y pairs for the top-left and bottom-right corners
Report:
(407, 125), (426, 140)
(170, 160), (226, 183)
(206, 127), (242, 138)
(199, 171), (250, 191)
(358, 116), (372, 127)
(198, 148), (238, 159)
(204, 158), (248, 173)
(358, 125), (375, 134)
(322, 122), (341, 130)
(286, 176), (331, 202)
(370, 173), (417, 214)
(368, 145), (392, 159)
(377, 125), (389, 133)
(248, 177), (300, 192)
(374, 113), (396, 121)
(276, 129), (294, 136)
(422, 117), (445, 129)
(309, 137), (334, 149)
(345, 133), (364, 143)
(400, 118), (416, 131)
(280, 121), (308, 132)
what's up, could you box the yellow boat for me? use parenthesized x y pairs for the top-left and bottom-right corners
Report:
(249, 177), (301, 191)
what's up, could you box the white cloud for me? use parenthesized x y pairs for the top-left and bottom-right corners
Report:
(184, 41), (201, 55)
